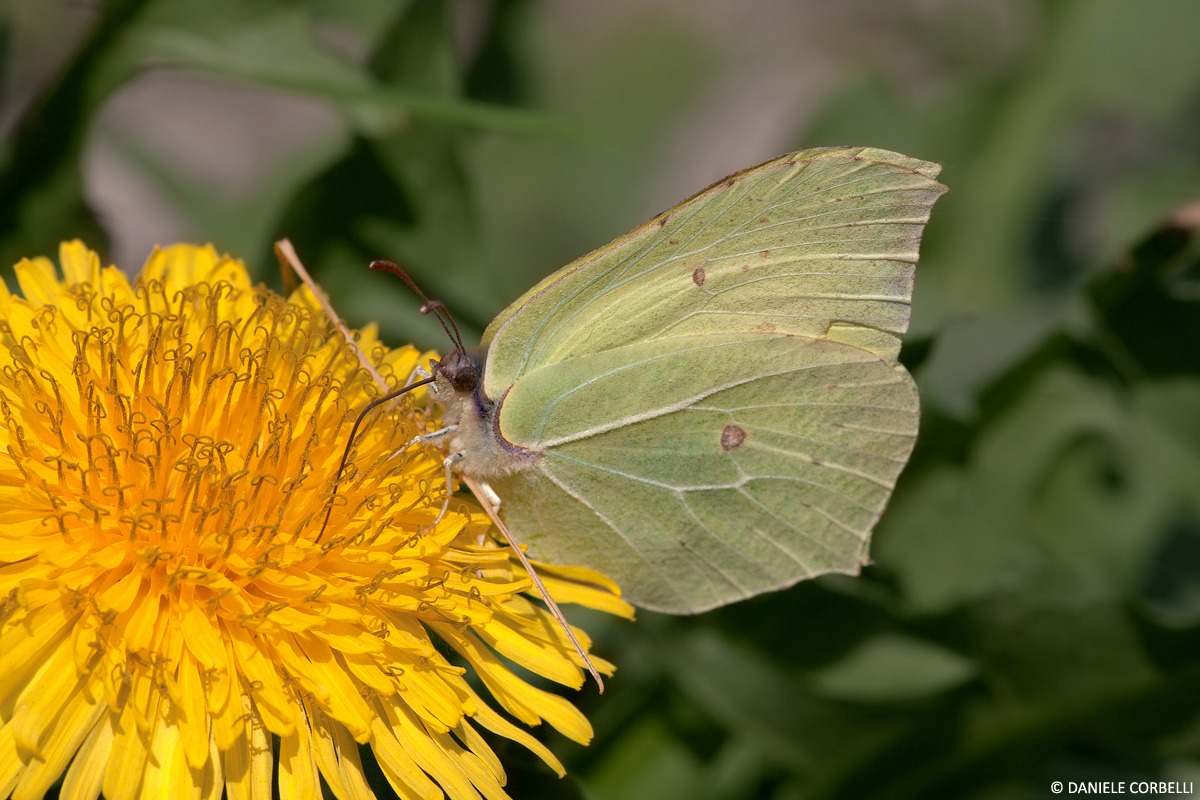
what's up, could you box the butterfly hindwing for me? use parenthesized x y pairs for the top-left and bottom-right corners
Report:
(490, 333), (918, 613)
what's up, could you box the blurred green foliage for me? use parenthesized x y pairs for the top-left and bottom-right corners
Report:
(3, 0), (1200, 798)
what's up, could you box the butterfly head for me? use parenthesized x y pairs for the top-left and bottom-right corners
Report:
(430, 346), (490, 414)
(435, 348), (480, 392)
(369, 260), (519, 475)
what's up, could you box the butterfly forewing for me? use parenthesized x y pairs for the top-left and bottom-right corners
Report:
(483, 147), (946, 393)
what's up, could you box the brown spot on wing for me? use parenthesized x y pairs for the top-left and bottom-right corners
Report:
(720, 425), (746, 451)
(692, 268), (706, 286)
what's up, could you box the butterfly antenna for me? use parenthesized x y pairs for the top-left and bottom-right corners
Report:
(369, 261), (468, 353)
(315, 376), (435, 543)
(417, 299), (468, 354)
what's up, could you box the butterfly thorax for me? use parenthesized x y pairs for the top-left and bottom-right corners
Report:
(431, 348), (537, 478)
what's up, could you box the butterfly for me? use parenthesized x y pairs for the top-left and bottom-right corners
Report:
(390, 146), (946, 617)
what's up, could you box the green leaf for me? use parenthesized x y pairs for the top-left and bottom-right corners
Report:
(136, 13), (594, 139)
(810, 634), (976, 702)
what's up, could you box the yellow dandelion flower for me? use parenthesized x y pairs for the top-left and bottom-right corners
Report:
(0, 241), (633, 800)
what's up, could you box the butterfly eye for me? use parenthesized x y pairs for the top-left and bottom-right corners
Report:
(434, 351), (481, 394)
(451, 365), (479, 393)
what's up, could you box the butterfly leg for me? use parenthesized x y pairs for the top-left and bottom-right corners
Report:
(389, 424), (457, 470)
(432, 450), (465, 525)
(402, 425), (462, 523)
(412, 424), (457, 446)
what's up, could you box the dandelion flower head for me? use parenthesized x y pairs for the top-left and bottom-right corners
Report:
(0, 242), (632, 800)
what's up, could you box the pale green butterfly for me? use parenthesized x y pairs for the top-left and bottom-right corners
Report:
(350, 147), (944, 633)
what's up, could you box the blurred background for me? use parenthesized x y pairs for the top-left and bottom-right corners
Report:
(4, 0), (1200, 798)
